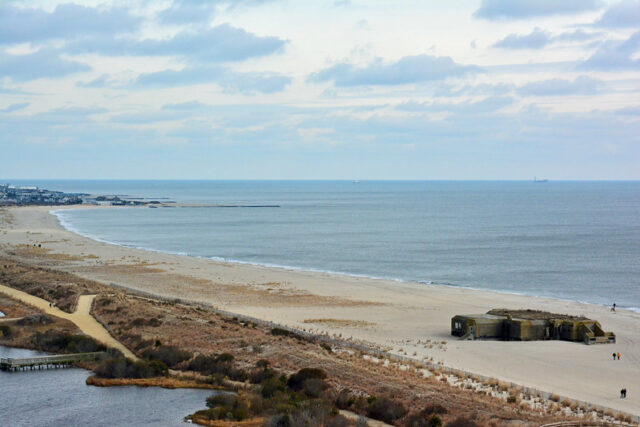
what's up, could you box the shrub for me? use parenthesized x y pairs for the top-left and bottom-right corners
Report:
(147, 317), (162, 327)
(261, 377), (286, 398)
(445, 417), (478, 427)
(0, 324), (12, 338)
(143, 346), (192, 368)
(228, 368), (248, 382)
(130, 317), (147, 327)
(271, 327), (292, 337)
(32, 330), (105, 353)
(17, 314), (52, 325)
(188, 353), (234, 376)
(422, 403), (448, 415)
(205, 394), (250, 421)
(275, 399), (334, 427)
(249, 367), (279, 384)
(287, 368), (327, 391)
(216, 353), (234, 363)
(336, 389), (356, 409)
(95, 357), (167, 379)
(366, 397), (407, 424)
(256, 359), (270, 369)
(303, 378), (329, 398)
(406, 414), (443, 427)
(197, 374), (226, 386)
(133, 339), (154, 351)
(406, 413), (429, 427)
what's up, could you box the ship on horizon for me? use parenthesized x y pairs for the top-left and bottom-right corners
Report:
(534, 177), (548, 183)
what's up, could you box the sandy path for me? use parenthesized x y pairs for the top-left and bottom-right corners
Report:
(0, 284), (137, 360)
(1, 206), (639, 416)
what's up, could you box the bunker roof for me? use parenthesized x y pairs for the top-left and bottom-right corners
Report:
(487, 309), (589, 321)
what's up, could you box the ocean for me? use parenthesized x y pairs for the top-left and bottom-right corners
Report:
(10, 180), (640, 311)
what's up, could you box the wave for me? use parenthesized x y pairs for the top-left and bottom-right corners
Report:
(50, 209), (640, 314)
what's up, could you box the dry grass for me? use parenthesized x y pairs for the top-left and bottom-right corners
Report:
(0, 256), (585, 426)
(86, 376), (221, 389)
(10, 244), (85, 261)
(0, 259), (110, 312)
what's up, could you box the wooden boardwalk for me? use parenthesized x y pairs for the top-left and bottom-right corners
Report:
(0, 352), (105, 372)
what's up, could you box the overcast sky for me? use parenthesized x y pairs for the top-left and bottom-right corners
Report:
(1, 0), (639, 179)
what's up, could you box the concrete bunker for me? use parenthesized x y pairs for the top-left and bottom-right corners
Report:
(451, 309), (615, 345)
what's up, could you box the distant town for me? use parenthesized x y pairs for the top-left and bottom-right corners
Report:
(0, 184), (166, 207)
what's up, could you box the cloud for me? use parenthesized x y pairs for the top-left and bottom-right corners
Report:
(554, 29), (604, 43)
(517, 76), (604, 96)
(110, 110), (193, 124)
(162, 101), (209, 111)
(0, 103), (30, 113)
(580, 30), (640, 70)
(0, 3), (140, 44)
(494, 28), (550, 49)
(593, 1), (640, 28)
(156, 0), (277, 25)
(157, 0), (216, 25)
(3, 100), (639, 179)
(66, 24), (286, 62)
(32, 106), (108, 123)
(309, 55), (481, 87)
(135, 66), (291, 93)
(77, 74), (120, 88)
(474, 0), (602, 20)
(434, 83), (514, 97)
(396, 96), (515, 114)
(494, 28), (603, 49)
(615, 106), (640, 116)
(0, 49), (90, 81)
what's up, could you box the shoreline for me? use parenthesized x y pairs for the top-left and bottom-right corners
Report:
(2, 205), (640, 416)
(50, 206), (638, 313)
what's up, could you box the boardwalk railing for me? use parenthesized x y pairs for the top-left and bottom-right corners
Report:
(0, 352), (106, 372)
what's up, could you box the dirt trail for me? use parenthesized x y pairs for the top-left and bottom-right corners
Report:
(0, 284), (138, 360)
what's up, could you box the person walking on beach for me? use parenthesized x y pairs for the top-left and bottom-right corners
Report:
(612, 302), (616, 311)
(613, 352), (617, 360)
(622, 388), (627, 398)
(618, 352), (621, 360)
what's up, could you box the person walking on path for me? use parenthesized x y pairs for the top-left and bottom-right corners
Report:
(613, 352), (617, 360)
(622, 388), (627, 398)
(617, 353), (621, 360)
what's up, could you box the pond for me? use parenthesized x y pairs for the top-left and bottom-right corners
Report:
(0, 346), (213, 426)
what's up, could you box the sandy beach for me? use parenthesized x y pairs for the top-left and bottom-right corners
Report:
(1, 205), (639, 416)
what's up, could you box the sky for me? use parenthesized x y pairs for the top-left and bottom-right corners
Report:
(1, 0), (639, 180)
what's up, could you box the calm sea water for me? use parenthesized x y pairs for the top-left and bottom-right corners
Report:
(10, 180), (640, 311)
(0, 346), (213, 426)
